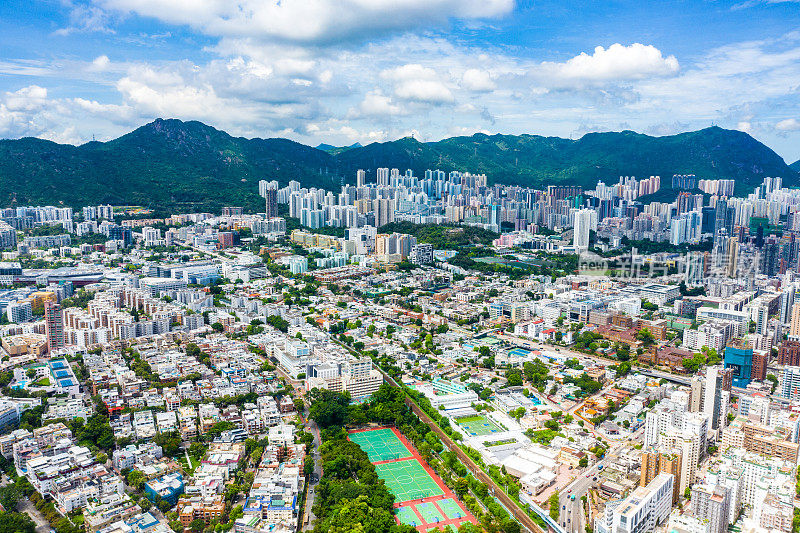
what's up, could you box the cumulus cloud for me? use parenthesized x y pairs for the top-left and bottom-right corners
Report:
(0, 86), (87, 144)
(116, 67), (261, 123)
(776, 118), (800, 131)
(99, 0), (514, 45)
(4, 1), (800, 162)
(352, 91), (404, 117)
(4, 85), (48, 112)
(381, 64), (454, 104)
(88, 55), (111, 72)
(306, 121), (389, 143)
(393, 80), (454, 104)
(461, 69), (496, 92)
(536, 43), (679, 87)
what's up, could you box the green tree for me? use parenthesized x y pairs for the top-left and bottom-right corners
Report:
(189, 518), (206, 533)
(766, 373), (778, 393)
(549, 491), (560, 521)
(454, 477), (469, 498)
(0, 512), (36, 533)
(303, 455), (315, 476)
(154, 431), (182, 457)
(308, 389), (351, 428)
(682, 351), (706, 373)
(509, 407), (526, 421)
(127, 470), (146, 490)
(188, 442), (207, 459)
(505, 369), (523, 387)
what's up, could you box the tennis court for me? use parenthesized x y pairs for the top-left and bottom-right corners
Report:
(376, 459), (444, 502)
(508, 347), (531, 358)
(395, 506), (422, 527)
(415, 502), (445, 524)
(436, 498), (466, 520)
(349, 428), (412, 462)
(454, 414), (502, 436)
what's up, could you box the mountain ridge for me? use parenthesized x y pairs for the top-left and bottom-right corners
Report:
(0, 118), (795, 212)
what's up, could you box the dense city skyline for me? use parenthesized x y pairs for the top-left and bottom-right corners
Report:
(1, 4), (800, 533)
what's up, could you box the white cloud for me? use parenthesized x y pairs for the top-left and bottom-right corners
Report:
(776, 118), (800, 131)
(4, 7), (800, 163)
(0, 86), (89, 144)
(4, 85), (48, 112)
(305, 121), (389, 144)
(354, 91), (404, 117)
(732, 0), (800, 9)
(461, 69), (496, 92)
(99, 0), (514, 45)
(55, 2), (114, 35)
(393, 79), (454, 104)
(381, 64), (454, 104)
(0, 60), (54, 77)
(536, 43), (679, 87)
(116, 74), (247, 121)
(630, 34), (800, 121)
(72, 98), (134, 121)
(88, 55), (111, 72)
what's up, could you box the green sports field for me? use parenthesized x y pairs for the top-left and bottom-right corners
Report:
(436, 498), (467, 520)
(415, 502), (445, 524)
(454, 414), (503, 436)
(376, 459), (444, 502)
(349, 428), (412, 462)
(395, 505), (422, 527)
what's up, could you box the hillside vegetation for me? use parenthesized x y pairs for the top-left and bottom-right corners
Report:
(0, 119), (795, 210)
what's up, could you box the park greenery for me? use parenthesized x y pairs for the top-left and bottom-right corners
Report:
(377, 222), (498, 249)
(308, 384), (520, 533)
(312, 430), (412, 533)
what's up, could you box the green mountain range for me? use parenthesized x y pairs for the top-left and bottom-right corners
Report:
(0, 118), (795, 212)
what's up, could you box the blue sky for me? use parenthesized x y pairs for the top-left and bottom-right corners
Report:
(1, 0), (799, 162)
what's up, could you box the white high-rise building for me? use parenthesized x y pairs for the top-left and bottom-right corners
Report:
(754, 305), (769, 336)
(376, 168), (390, 186)
(141, 227), (162, 247)
(373, 198), (395, 228)
(605, 474), (673, 533)
(781, 366), (800, 400)
(573, 208), (596, 250)
(644, 401), (708, 496)
(779, 283), (798, 324)
(289, 192), (302, 218)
